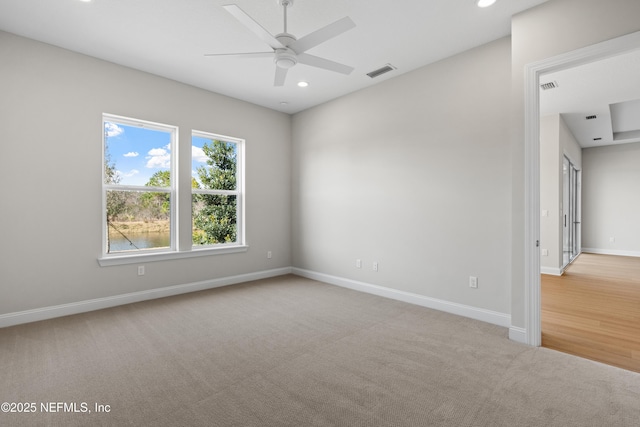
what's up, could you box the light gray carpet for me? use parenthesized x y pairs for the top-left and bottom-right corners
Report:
(1, 275), (638, 426)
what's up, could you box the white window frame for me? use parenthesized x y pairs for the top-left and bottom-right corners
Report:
(101, 114), (177, 260)
(98, 115), (247, 267)
(191, 130), (246, 251)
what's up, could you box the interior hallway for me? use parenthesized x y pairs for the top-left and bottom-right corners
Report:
(541, 253), (640, 373)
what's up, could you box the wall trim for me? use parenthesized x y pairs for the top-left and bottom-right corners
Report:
(582, 248), (640, 258)
(540, 266), (563, 276)
(509, 326), (527, 344)
(292, 268), (511, 328)
(0, 267), (292, 328)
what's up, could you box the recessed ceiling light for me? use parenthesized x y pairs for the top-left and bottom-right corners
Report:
(297, 81), (309, 88)
(477, 0), (497, 7)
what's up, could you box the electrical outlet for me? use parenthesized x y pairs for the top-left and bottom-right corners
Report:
(267, 250), (272, 259)
(356, 259), (362, 268)
(373, 261), (379, 272)
(469, 276), (478, 288)
(137, 266), (145, 276)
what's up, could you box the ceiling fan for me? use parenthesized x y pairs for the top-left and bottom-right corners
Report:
(207, 0), (356, 86)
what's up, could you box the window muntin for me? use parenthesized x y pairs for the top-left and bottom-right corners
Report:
(102, 115), (176, 255)
(191, 132), (243, 247)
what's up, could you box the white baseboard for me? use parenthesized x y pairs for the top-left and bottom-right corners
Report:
(582, 248), (640, 258)
(291, 268), (511, 328)
(0, 267), (292, 328)
(1, 266), (522, 340)
(540, 266), (563, 276)
(508, 326), (527, 344)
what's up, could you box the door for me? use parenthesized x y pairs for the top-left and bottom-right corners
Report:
(562, 155), (580, 268)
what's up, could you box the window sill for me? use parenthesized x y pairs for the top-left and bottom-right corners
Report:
(98, 245), (249, 267)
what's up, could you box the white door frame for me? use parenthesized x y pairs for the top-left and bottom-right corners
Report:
(523, 31), (640, 347)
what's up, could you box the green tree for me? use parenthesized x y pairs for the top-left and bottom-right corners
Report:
(104, 139), (126, 222)
(105, 135), (137, 252)
(193, 140), (237, 244)
(141, 170), (171, 220)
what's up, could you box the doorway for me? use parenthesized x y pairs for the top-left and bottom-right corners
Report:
(523, 30), (640, 347)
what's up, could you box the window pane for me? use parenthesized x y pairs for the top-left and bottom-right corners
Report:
(106, 190), (171, 253)
(104, 121), (172, 187)
(192, 194), (237, 245)
(192, 137), (237, 191)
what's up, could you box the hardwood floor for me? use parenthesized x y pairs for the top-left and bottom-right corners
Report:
(541, 253), (640, 373)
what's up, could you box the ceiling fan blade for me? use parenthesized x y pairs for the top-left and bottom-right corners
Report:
(297, 53), (354, 75)
(222, 4), (284, 50)
(290, 17), (356, 54)
(204, 52), (273, 58)
(274, 66), (288, 87)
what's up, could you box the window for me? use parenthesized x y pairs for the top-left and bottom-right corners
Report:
(103, 115), (176, 255)
(100, 114), (245, 265)
(192, 131), (244, 248)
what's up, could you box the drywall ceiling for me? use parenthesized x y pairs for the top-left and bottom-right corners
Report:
(540, 48), (640, 148)
(0, 0), (549, 114)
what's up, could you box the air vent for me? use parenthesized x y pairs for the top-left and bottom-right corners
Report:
(540, 81), (559, 90)
(586, 115), (597, 120)
(367, 64), (397, 79)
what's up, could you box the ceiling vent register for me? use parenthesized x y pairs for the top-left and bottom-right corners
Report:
(367, 64), (397, 78)
(540, 81), (559, 90)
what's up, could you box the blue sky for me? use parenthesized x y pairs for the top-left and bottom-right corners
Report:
(104, 122), (212, 186)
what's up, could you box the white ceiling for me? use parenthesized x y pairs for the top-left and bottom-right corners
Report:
(540, 49), (640, 148)
(0, 0), (549, 114)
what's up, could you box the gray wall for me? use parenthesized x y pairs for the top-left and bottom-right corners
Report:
(0, 32), (292, 316)
(292, 38), (512, 315)
(510, 0), (640, 329)
(582, 142), (640, 256)
(4, 0), (640, 334)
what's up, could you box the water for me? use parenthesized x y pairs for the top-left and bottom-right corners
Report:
(108, 232), (171, 253)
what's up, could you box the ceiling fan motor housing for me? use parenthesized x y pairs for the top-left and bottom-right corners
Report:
(275, 48), (297, 69)
(274, 33), (298, 68)
(276, 32), (297, 48)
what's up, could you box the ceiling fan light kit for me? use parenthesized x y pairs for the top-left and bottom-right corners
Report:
(212, 1), (355, 87)
(275, 49), (297, 69)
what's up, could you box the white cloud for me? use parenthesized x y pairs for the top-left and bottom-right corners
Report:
(146, 147), (170, 169)
(115, 169), (139, 179)
(192, 146), (208, 163)
(148, 148), (167, 156)
(123, 152), (139, 157)
(104, 122), (124, 137)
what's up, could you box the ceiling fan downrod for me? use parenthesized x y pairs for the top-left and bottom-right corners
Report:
(280, 0), (293, 33)
(275, 0), (297, 69)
